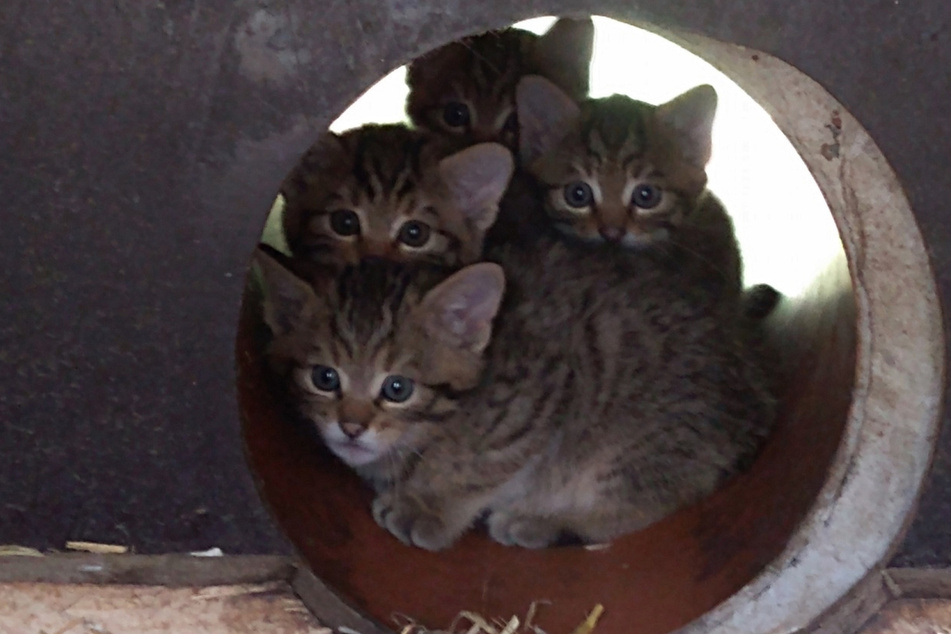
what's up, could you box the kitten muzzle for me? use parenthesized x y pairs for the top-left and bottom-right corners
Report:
(598, 226), (625, 242)
(339, 421), (367, 439)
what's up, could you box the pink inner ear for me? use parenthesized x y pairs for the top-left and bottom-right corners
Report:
(658, 85), (717, 166)
(516, 75), (582, 165)
(443, 302), (478, 339)
(424, 263), (505, 350)
(444, 283), (498, 332)
(439, 144), (513, 230)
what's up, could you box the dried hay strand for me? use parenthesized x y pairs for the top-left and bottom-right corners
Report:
(386, 602), (604, 634)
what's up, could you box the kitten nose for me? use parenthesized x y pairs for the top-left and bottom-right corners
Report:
(363, 241), (391, 258)
(599, 226), (625, 242)
(339, 422), (366, 439)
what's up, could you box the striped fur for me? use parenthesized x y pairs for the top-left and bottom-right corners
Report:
(407, 18), (593, 150)
(373, 234), (776, 550)
(281, 124), (512, 268)
(264, 76), (777, 549)
(256, 250), (502, 490)
(517, 78), (745, 308)
(259, 236), (775, 551)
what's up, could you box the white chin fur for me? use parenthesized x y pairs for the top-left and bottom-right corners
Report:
(621, 230), (667, 249)
(329, 441), (381, 467)
(321, 425), (384, 467)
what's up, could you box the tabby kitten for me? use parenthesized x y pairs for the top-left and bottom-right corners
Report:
(280, 124), (513, 267)
(255, 246), (505, 490)
(516, 75), (744, 305)
(258, 230), (775, 551)
(406, 18), (593, 150)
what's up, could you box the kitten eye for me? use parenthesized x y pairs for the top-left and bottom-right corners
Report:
(631, 184), (663, 209)
(311, 365), (341, 392)
(397, 220), (432, 248)
(563, 182), (594, 208)
(329, 209), (360, 236)
(380, 375), (415, 403)
(442, 102), (471, 129)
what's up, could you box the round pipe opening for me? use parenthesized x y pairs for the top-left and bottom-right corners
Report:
(237, 14), (943, 634)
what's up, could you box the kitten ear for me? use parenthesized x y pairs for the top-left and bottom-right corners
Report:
(532, 17), (594, 99)
(252, 244), (325, 336)
(438, 143), (514, 231)
(282, 132), (346, 199)
(303, 131), (346, 168)
(655, 84), (718, 167)
(516, 75), (582, 166)
(406, 42), (467, 90)
(418, 263), (506, 354)
(281, 133), (347, 249)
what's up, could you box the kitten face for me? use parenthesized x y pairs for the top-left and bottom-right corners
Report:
(406, 18), (593, 150)
(255, 248), (505, 471)
(517, 76), (717, 248)
(286, 325), (439, 468)
(281, 124), (513, 267)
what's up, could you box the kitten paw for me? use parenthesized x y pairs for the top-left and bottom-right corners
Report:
(487, 511), (561, 549)
(371, 491), (456, 551)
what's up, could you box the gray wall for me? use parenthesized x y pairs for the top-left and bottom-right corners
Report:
(1, 0), (948, 563)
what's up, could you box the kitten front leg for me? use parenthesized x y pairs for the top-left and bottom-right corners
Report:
(371, 487), (488, 551)
(487, 510), (564, 549)
(371, 489), (452, 551)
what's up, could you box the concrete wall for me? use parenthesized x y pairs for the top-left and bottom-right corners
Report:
(1, 0), (948, 570)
